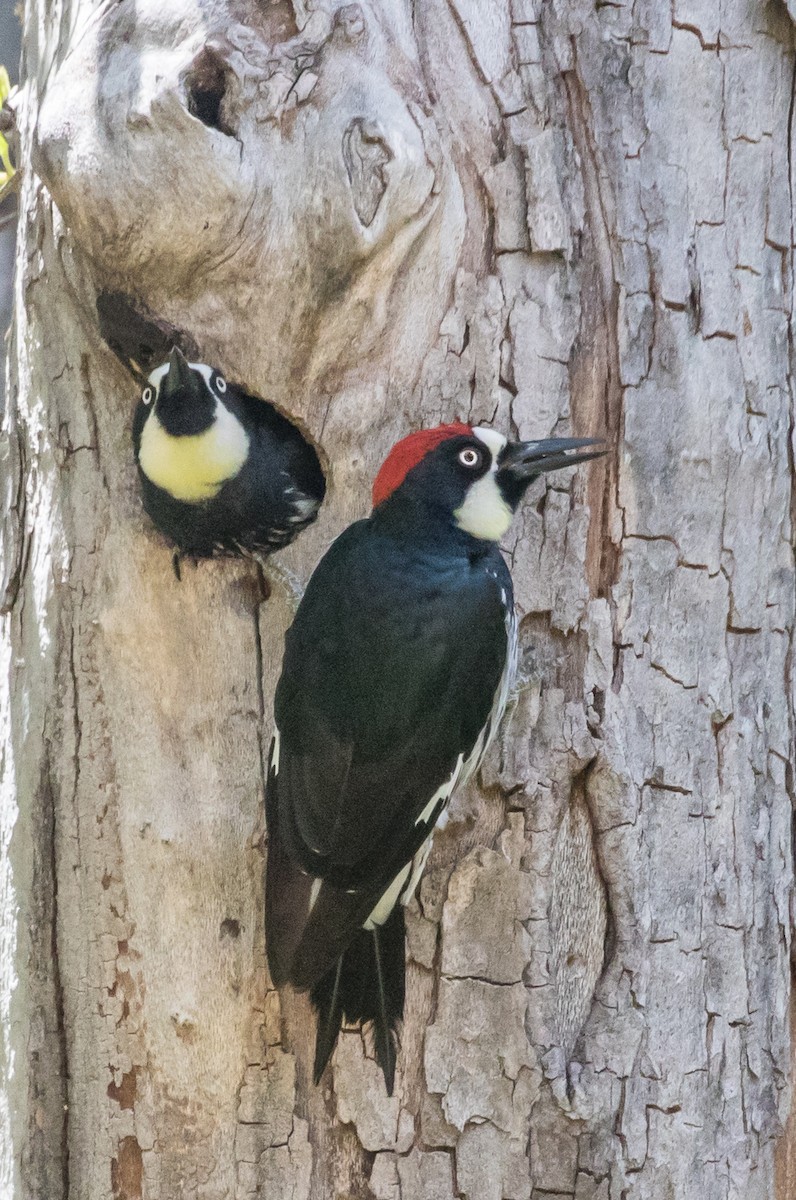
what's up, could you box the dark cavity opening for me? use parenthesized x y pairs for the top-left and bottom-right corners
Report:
(96, 291), (198, 380)
(185, 48), (233, 136)
(220, 918), (241, 940)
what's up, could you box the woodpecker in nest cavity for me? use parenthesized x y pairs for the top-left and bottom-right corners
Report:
(264, 421), (605, 1094)
(132, 348), (325, 572)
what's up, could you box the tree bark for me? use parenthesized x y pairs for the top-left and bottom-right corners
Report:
(2, 2), (794, 1199)
(0, 17), (20, 409)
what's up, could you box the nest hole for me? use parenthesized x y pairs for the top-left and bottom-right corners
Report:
(184, 48), (234, 137)
(96, 291), (199, 379)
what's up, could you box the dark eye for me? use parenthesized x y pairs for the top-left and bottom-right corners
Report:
(142, 386), (154, 405)
(459, 447), (480, 468)
(215, 374), (227, 394)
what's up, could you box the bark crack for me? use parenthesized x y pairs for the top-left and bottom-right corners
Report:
(562, 42), (623, 602)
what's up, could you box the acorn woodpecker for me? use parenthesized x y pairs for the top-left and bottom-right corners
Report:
(264, 422), (604, 1093)
(132, 348), (325, 568)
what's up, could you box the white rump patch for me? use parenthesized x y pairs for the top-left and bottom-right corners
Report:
(454, 427), (512, 541)
(139, 400), (250, 502)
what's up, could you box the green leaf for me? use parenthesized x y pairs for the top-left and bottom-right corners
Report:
(0, 175), (18, 205)
(0, 66), (15, 183)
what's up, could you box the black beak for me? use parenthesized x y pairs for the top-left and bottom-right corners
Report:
(496, 436), (606, 507)
(498, 436), (607, 479)
(159, 346), (196, 402)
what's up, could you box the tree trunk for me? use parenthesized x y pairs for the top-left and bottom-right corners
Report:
(2, 2), (794, 1198)
(0, 14), (20, 407)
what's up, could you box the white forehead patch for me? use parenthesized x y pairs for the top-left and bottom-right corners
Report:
(146, 360), (216, 395)
(147, 362), (169, 390)
(473, 426), (508, 462)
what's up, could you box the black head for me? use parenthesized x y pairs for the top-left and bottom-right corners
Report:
(372, 423), (605, 541)
(141, 347), (229, 437)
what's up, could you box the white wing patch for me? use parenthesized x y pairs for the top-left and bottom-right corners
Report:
(459, 601), (517, 789)
(364, 863), (412, 930)
(271, 729), (281, 776)
(308, 877), (323, 913)
(284, 488), (320, 524)
(358, 591), (517, 934)
(360, 753), (461, 931)
(401, 835), (435, 907)
(415, 754), (464, 826)
(363, 753), (464, 931)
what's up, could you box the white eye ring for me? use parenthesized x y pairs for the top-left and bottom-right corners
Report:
(459, 447), (480, 468)
(216, 375), (227, 393)
(142, 386), (154, 405)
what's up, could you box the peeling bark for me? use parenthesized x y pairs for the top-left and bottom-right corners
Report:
(1, 2), (794, 1198)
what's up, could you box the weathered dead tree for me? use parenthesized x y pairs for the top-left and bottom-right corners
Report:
(1, 2), (795, 1198)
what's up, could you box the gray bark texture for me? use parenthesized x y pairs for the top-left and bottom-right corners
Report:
(1, 1), (795, 1198)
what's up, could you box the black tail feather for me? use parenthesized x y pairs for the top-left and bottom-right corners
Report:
(371, 924), (397, 1094)
(310, 906), (405, 1094)
(312, 957), (344, 1087)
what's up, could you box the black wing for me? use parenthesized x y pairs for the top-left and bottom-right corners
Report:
(242, 393), (326, 511)
(265, 519), (511, 989)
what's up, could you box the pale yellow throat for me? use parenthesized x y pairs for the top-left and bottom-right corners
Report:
(139, 404), (250, 502)
(454, 427), (513, 541)
(454, 472), (513, 540)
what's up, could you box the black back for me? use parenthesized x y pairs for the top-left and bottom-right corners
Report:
(265, 503), (512, 988)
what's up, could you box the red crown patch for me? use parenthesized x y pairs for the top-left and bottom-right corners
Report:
(372, 423), (472, 508)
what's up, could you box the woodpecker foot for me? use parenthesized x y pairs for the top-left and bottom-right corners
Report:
(170, 551), (201, 582)
(259, 559), (305, 614)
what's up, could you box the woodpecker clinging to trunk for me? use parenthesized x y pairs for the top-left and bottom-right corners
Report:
(265, 422), (604, 1093)
(132, 347), (325, 569)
